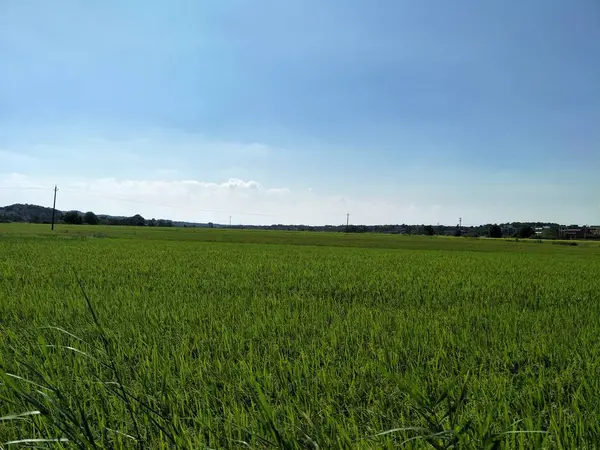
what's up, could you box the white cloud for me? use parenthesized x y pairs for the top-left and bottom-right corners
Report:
(0, 174), (452, 226)
(1, 171), (598, 226)
(1, 125), (599, 226)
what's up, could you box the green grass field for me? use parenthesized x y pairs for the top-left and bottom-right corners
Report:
(1, 224), (599, 449)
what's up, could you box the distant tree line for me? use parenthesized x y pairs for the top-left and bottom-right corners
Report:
(254, 222), (575, 239)
(47, 218), (596, 239)
(1, 203), (595, 239)
(62, 211), (173, 227)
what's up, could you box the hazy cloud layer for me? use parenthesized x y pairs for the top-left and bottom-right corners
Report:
(1, 173), (598, 226)
(0, 173), (417, 225)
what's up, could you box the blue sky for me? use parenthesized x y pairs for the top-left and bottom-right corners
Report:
(1, 0), (599, 225)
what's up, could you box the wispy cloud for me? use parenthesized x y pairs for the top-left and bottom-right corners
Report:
(0, 125), (275, 180)
(0, 174), (453, 225)
(0, 150), (40, 167)
(3, 171), (596, 226)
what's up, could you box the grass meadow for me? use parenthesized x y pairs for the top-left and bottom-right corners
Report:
(1, 223), (600, 449)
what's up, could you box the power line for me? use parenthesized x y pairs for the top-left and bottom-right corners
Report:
(0, 185), (48, 190)
(1, 184), (280, 219)
(59, 187), (279, 217)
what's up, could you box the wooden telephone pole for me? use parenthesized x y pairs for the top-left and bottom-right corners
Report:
(51, 185), (58, 230)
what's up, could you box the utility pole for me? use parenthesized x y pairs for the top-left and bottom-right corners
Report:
(459, 217), (462, 228)
(346, 212), (350, 229)
(51, 185), (58, 231)
(229, 216), (232, 227)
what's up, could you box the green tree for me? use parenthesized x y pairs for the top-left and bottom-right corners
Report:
(488, 224), (502, 238)
(424, 225), (435, 236)
(453, 228), (462, 237)
(541, 227), (559, 240)
(517, 225), (535, 239)
(63, 211), (83, 225)
(127, 214), (146, 227)
(83, 211), (99, 225)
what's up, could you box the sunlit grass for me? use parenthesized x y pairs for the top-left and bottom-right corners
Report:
(1, 225), (599, 448)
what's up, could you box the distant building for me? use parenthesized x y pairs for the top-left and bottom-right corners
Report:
(561, 228), (582, 239)
(535, 226), (551, 236)
(588, 227), (600, 238)
(561, 227), (600, 240)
